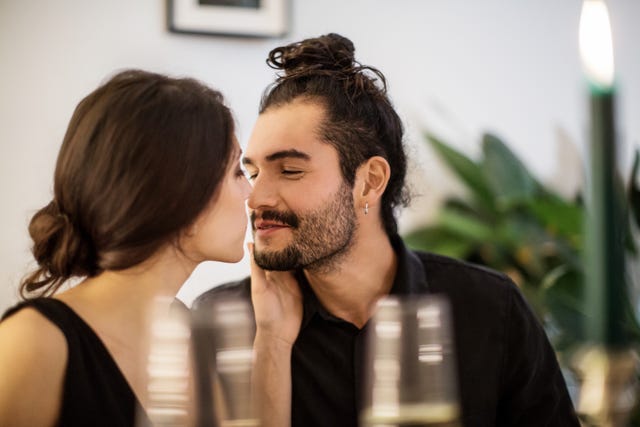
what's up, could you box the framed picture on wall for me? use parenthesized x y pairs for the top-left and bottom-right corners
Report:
(167, 0), (289, 38)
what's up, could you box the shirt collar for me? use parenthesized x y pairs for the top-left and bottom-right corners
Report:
(297, 270), (321, 330)
(298, 234), (430, 330)
(388, 233), (429, 296)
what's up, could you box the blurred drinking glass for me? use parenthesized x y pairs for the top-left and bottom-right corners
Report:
(192, 297), (257, 427)
(139, 296), (193, 427)
(361, 295), (462, 427)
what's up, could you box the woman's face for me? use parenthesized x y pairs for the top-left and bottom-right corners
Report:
(181, 139), (251, 264)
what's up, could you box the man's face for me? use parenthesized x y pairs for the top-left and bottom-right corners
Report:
(243, 99), (357, 271)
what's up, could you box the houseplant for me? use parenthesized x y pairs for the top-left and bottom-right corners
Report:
(404, 132), (640, 355)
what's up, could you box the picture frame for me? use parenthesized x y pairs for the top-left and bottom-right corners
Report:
(167, 0), (290, 38)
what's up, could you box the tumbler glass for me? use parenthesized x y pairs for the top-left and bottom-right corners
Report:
(360, 295), (462, 427)
(192, 297), (257, 427)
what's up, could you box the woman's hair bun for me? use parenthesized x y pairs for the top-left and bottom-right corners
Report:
(29, 201), (71, 269)
(267, 33), (358, 77)
(21, 200), (96, 296)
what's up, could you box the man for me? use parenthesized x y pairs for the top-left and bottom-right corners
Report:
(195, 33), (579, 427)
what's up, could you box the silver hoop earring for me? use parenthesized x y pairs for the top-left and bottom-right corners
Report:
(364, 202), (369, 215)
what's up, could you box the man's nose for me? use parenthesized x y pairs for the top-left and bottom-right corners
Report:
(247, 176), (279, 210)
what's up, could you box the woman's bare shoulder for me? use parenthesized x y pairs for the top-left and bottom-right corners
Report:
(0, 307), (67, 427)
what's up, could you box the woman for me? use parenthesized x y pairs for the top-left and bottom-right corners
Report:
(0, 69), (252, 426)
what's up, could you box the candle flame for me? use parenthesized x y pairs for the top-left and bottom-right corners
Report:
(579, 0), (615, 88)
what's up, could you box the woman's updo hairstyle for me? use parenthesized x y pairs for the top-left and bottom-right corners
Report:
(21, 69), (235, 298)
(261, 33), (409, 236)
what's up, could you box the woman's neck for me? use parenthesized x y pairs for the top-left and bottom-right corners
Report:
(55, 245), (196, 408)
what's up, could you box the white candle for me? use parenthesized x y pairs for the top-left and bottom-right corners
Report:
(579, 0), (627, 347)
(579, 0), (615, 90)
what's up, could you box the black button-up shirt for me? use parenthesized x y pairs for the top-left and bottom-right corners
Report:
(195, 236), (579, 427)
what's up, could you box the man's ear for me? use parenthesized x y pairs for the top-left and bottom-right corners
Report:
(356, 156), (391, 203)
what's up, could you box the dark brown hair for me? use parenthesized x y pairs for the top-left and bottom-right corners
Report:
(21, 69), (235, 298)
(260, 33), (409, 236)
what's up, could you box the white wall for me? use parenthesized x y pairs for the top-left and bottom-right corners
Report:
(1, 0), (638, 312)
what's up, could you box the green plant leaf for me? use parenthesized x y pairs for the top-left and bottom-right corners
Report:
(425, 133), (495, 212)
(541, 266), (586, 348)
(437, 207), (495, 242)
(629, 149), (640, 229)
(403, 226), (474, 259)
(527, 196), (584, 239)
(481, 133), (538, 209)
(491, 217), (549, 279)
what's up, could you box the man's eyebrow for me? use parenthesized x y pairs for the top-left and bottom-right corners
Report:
(242, 149), (311, 166)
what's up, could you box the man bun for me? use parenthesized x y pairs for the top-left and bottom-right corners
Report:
(266, 33), (387, 94)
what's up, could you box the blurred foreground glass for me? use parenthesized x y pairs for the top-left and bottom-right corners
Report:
(139, 296), (193, 427)
(192, 297), (257, 427)
(138, 296), (256, 427)
(361, 295), (462, 427)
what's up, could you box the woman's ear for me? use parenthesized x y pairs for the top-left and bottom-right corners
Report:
(356, 156), (391, 202)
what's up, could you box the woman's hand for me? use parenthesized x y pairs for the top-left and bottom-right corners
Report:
(249, 243), (301, 427)
(249, 243), (303, 347)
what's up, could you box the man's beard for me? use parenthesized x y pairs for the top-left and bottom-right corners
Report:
(251, 182), (357, 273)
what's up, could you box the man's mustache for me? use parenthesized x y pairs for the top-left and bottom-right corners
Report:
(251, 210), (300, 229)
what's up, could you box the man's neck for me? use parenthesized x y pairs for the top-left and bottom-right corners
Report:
(303, 229), (398, 329)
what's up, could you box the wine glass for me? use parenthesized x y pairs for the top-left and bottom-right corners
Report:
(361, 295), (462, 427)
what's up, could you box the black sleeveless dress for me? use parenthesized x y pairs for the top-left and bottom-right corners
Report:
(1, 298), (150, 427)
